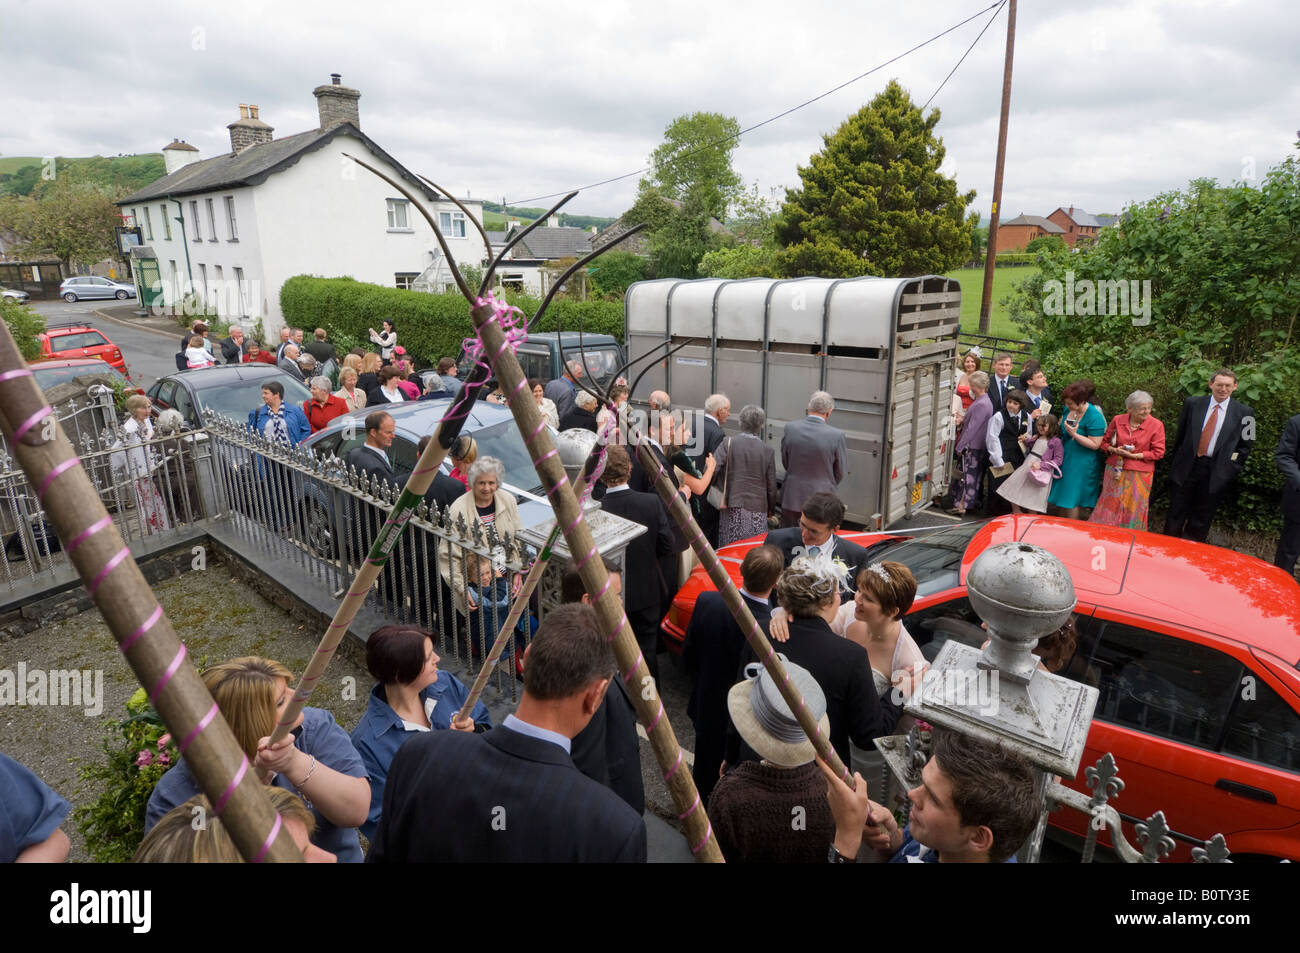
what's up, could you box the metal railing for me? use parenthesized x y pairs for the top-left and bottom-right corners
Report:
(202, 413), (537, 695)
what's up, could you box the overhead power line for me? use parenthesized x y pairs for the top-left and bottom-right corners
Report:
(506, 0), (1007, 207)
(921, 0), (1007, 110)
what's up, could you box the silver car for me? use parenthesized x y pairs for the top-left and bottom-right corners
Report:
(1, 288), (29, 304)
(59, 276), (137, 302)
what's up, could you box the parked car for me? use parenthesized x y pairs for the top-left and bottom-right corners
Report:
(663, 514), (1300, 861)
(458, 331), (625, 393)
(2, 287), (29, 304)
(31, 358), (138, 395)
(59, 276), (136, 301)
(38, 323), (130, 375)
(146, 364), (311, 431)
(299, 398), (554, 556)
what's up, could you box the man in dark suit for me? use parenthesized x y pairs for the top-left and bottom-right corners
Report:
(779, 391), (848, 526)
(763, 492), (871, 595)
(627, 414), (690, 625)
(561, 561), (645, 814)
(368, 603), (646, 862)
(219, 325), (248, 364)
(683, 543), (782, 803)
(601, 446), (675, 684)
(692, 394), (730, 548)
(1163, 369), (1255, 543)
(986, 352), (1016, 415)
(346, 411), (398, 489)
(1274, 413), (1300, 577)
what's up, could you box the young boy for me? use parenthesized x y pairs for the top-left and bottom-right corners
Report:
(820, 728), (1038, 863)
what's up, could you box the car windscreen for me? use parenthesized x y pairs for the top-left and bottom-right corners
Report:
(32, 364), (128, 390)
(194, 375), (312, 423)
(876, 522), (983, 597)
(471, 420), (544, 493)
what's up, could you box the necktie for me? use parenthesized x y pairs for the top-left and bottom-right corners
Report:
(1197, 404), (1219, 457)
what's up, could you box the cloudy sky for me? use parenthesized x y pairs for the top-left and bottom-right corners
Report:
(5, 0), (1298, 220)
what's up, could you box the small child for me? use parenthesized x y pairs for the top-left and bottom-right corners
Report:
(184, 335), (216, 369)
(995, 413), (1064, 514)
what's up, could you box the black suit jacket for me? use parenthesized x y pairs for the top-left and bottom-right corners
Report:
(424, 470), (466, 512)
(684, 591), (770, 799)
(987, 374), (1015, 415)
(629, 444), (687, 553)
(735, 615), (897, 767)
(1277, 414), (1300, 520)
(560, 406), (599, 433)
(347, 445), (397, 490)
(599, 486), (675, 612)
(1167, 395), (1255, 496)
(762, 527), (872, 594)
(569, 678), (644, 815)
(368, 725), (646, 862)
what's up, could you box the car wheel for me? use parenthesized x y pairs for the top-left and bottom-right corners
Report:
(302, 500), (336, 558)
(115, 290), (130, 299)
(63, 292), (78, 302)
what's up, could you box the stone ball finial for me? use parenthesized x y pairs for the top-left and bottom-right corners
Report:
(968, 542), (1076, 684)
(556, 428), (598, 478)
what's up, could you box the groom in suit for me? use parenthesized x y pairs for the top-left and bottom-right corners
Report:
(1273, 412), (1300, 577)
(1163, 369), (1255, 543)
(369, 603), (646, 862)
(762, 492), (871, 594)
(346, 411), (399, 488)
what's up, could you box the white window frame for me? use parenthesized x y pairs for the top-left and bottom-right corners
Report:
(197, 263), (208, 304)
(143, 206), (154, 241)
(439, 211), (466, 238)
(224, 196), (239, 241)
(190, 202), (202, 242)
(160, 203), (172, 241)
(233, 266), (246, 316)
(395, 273), (418, 290)
(387, 199), (410, 230)
(206, 198), (218, 241)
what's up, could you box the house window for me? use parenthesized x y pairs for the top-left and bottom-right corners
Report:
(190, 202), (202, 242)
(395, 273), (418, 290)
(439, 211), (466, 238)
(225, 196), (239, 241)
(206, 198), (218, 241)
(168, 260), (178, 300)
(387, 200), (410, 229)
(233, 267), (246, 315)
(129, 208), (138, 228)
(197, 264), (208, 304)
(143, 207), (154, 241)
(160, 203), (171, 241)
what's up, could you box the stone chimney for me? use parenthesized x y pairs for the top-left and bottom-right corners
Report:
(162, 138), (201, 174)
(227, 104), (274, 154)
(547, 215), (559, 228)
(313, 73), (361, 131)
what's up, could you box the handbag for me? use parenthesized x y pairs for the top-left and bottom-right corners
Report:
(705, 438), (731, 509)
(1028, 459), (1062, 486)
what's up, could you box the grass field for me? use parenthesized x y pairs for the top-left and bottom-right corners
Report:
(482, 210), (535, 229)
(942, 265), (1037, 340)
(0, 156), (40, 174)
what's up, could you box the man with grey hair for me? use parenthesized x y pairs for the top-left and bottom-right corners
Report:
(561, 388), (599, 432)
(545, 358), (585, 423)
(370, 603), (647, 862)
(304, 375), (348, 434)
(779, 390), (848, 527)
(219, 324), (247, 365)
(278, 343), (306, 382)
(694, 393), (731, 547)
(649, 390), (671, 412)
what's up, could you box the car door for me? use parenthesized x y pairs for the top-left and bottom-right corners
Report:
(1057, 612), (1300, 860)
(92, 277), (115, 299)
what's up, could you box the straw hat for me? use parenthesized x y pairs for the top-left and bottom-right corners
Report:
(727, 657), (830, 768)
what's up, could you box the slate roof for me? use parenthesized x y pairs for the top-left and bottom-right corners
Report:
(507, 226), (592, 260)
(1001, 214), (1065, 233)
(485, 230), (507, 245)
(1094, 214), (1118, 228)
(1053, 207), (1103, 228)
(118, 123), (439, 205)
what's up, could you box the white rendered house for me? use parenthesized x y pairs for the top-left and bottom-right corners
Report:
(118, 75), (488, 336)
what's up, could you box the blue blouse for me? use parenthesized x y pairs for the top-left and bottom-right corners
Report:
(144, 707), (368, 863)
(349, 673), (492, 840)
(0, 752), (70, 863)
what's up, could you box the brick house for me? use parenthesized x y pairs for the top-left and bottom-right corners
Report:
(993, 214), (1065, 254)
(1047, 206), (1105, 249)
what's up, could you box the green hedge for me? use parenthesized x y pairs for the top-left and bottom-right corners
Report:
(280, 276), (626, 367)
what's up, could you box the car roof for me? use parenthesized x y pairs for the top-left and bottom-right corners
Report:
(962, 515), (1300, 663)
(309, 396), (519, 440)
(32, 358), (111, 368)
(169, 364), (295, 390)
(522, 331), (619, 346)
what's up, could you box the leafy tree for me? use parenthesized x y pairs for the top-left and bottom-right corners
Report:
(0, 176), (121, 269)
(1006, 153), (1300, 532)
(698, 243), (779, 279)
(622, 187), (720, 279)
(773, 79), (976, 278)
(638, 112), (742, 222)
(587, 250), (647, 298)
(1024, 234), (1065, 255)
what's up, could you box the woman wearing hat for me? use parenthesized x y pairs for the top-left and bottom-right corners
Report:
(707, 658), (835, 863)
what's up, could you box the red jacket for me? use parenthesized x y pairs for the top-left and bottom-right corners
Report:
(1102, 413), (1166, 473)
(304, 394), (349, 433)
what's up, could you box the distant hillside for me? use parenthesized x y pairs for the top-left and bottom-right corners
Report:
(481, 201), (615, 232)
(0, 154), (165, 197)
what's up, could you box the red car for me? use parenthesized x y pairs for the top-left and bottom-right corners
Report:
(38, 323), (130, 377)
(665, 515), (1300, 861)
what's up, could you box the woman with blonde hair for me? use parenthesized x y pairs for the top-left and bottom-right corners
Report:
(333, 365), (367, 413)
(357, 351), (383, 394)
(120, 393), (171, 534)
(448, 434), (477, 489)
(143, 656), (369, 862)
(134, 789), (336, 863)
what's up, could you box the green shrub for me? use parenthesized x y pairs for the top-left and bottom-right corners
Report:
(280, 276), (627, 368)
(1, 298), (45, 360)
(73, 688), (180, 862)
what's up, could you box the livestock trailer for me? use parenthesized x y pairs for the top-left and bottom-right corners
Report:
(624, 276), (961, 528)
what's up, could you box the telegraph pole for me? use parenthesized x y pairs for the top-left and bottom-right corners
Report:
(979, 0), (1017, 334)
